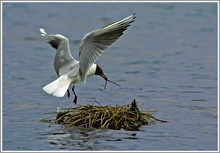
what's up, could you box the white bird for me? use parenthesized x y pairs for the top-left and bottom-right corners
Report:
(40, 13), (136, 104)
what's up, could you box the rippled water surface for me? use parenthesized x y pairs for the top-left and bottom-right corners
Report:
(2, 2), (218, 151)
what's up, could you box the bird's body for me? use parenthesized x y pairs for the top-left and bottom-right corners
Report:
(40, 14), (136, 103)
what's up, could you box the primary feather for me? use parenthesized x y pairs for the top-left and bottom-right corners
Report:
(79, 13), (136, 83)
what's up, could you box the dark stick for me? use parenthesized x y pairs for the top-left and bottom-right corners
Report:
(104, 79), (121, 89)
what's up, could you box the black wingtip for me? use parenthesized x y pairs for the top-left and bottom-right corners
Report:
(132, 13), (137, 19)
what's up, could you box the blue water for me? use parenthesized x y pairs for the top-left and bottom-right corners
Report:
(2, 2), (218, 151)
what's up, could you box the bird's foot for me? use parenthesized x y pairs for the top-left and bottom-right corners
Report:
(73, 95), (77, 104)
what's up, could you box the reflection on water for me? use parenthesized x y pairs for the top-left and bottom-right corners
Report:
(2, 2), (218, 151)
(43, 127), (143, 150)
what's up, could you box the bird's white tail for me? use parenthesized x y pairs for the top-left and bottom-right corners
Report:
(43, 75), (72, 97)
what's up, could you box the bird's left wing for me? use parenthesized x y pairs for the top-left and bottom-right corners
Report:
(78, 13), (136, 83)
(40, 28), (78, 76)
(59, 60), (79, 77)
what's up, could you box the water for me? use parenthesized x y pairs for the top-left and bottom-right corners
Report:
(2, 2), (218, 151)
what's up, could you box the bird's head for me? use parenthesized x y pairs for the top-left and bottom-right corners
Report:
(95, 65), (121, 89)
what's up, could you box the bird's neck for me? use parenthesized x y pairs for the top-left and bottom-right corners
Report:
(86, 64), (97, 77)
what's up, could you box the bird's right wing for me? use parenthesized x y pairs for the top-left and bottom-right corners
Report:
(78, 14), (136, 83)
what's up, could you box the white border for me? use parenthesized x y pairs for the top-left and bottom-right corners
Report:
(0, 1), (219, 152)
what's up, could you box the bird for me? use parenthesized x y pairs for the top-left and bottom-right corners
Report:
(40, 13), (136, 104)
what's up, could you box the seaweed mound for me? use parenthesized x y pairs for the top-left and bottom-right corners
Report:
(41, 99), (167, 131)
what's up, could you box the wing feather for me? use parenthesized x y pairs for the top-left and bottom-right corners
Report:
(79, 13), (136, 82)
(40, 28), (78, 76)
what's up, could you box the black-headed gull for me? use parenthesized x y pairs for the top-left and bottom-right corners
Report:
(40, 13), (136, 104)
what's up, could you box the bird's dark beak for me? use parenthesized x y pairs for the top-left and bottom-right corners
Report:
(95, 65), (120, 89)
(99, 73), (108, 81)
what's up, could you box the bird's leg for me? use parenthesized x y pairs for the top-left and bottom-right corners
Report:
(67, 89), (70, 98)
(72, 85), (77, 104)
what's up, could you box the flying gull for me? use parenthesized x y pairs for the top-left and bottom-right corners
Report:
(40, 13), (136, 104)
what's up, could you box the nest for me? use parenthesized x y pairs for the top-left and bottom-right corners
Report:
(41, 99), (167, 131)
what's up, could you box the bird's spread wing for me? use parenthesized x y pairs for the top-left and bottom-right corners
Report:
(40, 28), (77, 76)
(78, 13), (136, 83)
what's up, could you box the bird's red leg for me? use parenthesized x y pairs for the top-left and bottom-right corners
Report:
(72, 86), (77, 104)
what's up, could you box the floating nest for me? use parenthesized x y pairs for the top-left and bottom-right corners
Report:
(41, 99), (167, 131)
